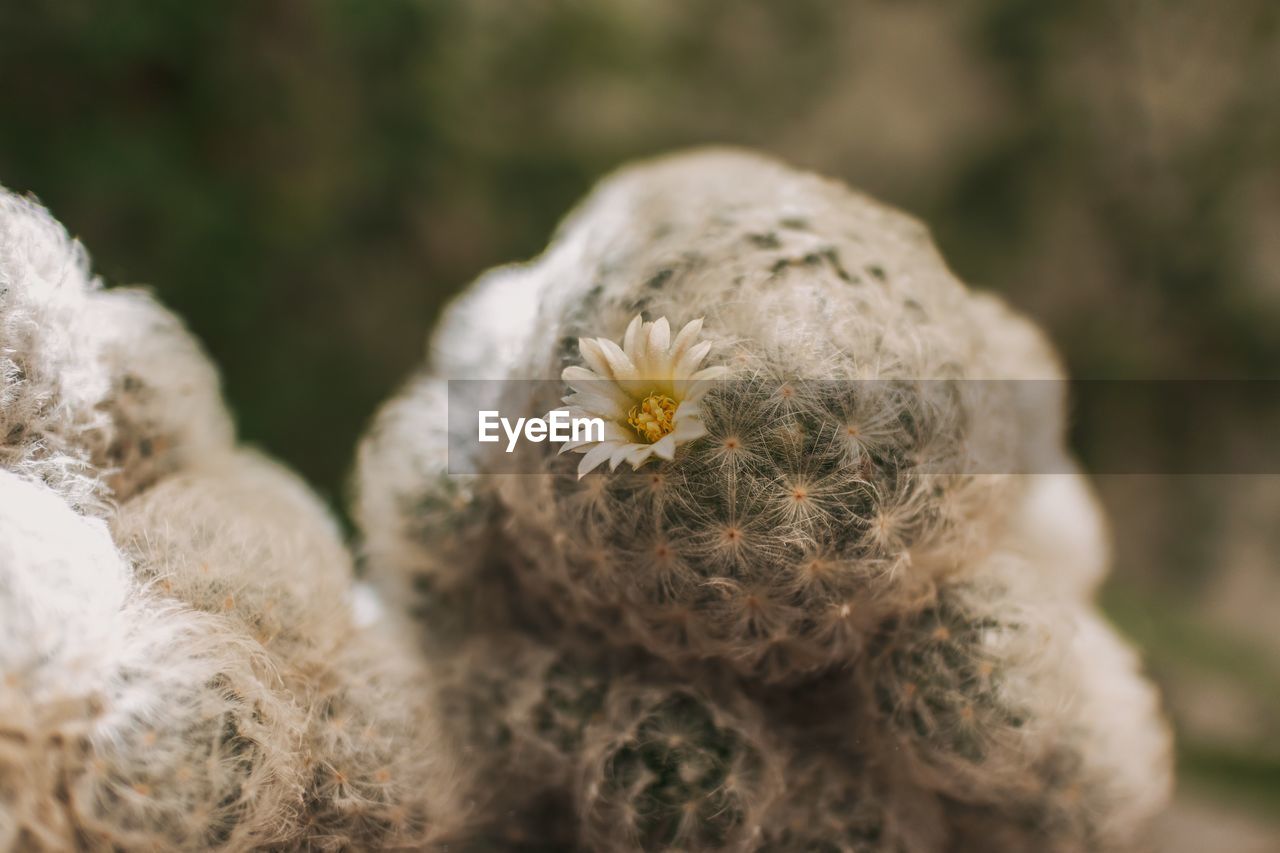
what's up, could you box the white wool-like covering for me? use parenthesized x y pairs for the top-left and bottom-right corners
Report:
(0, 190), (233, 515)
(0, 189), (464, 850)
(0, 471), (128, 679)
(111, 450), (355, 668)
(0, 193), (112, 515)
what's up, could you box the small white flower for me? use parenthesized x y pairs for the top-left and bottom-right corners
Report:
(556, 315), (728, 477)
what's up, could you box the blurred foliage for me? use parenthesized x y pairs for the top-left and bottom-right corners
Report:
(1, 0), (1279, 832)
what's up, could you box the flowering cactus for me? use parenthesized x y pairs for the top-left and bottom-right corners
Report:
(356, 149), (1173, 850)
(0, 189), (462, 850)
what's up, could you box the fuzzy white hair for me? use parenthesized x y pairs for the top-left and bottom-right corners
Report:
(1, 190), (464, 850)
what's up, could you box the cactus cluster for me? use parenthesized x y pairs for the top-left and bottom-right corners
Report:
(356, 149), (1173, 850)
(0, 190), (462, 850)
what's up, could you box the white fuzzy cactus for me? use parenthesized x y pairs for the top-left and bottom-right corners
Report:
(0, 192), (232, 516)
(1, 470), (297, 849)
(110, 451), (356, 671)
(1, 193), (115, 516)
(0, 470), (128, 849)
(356, 148), (1173, 850)
(864, 552), (1074, 804)
(0, 188), (462, 850)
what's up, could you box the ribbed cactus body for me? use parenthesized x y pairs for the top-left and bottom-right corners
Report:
(355, 148), (1172, 850)
(111, 451), (354, 670)
(482, 151), (1041, 678)
(70, 605), (305, 850)
(755, 752), (945, 853)
(356, 376), (516, 652)
(88, 289), (234, 502)
(964, 611), (1172, 853)
(578, 685), (781, 852)
(865, 553), (1067, 802)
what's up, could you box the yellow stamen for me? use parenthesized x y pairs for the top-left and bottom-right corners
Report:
(627, 393), (678, 443)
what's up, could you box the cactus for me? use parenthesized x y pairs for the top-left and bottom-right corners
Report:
(864, 552), (1069, 803)
(0, 189), (463, 850)
(1, 192), (114, 516)
(68, 604), (306, 850)
(0, 470), (300, 849)
(0, 190), (232, 515)
(429, 634), (784, 852)
(866, 562), (1171, 852)
(87, 289), (234, 502)
(428, 636), (611, 847)
(297, 612), (462, 849)
(754, 751), (945, 853)
(110, 451), (463, 848)
(577, 684), (782, 852)
(1, 146), (1173, 851)
(942, 611), (1172, 853)
(356, 148), (1172, 849)
(485, 149), (1043, 680)
(1, 469), (131, 849)
(111, 451), (355, 672)
(356, 376), (521, 652)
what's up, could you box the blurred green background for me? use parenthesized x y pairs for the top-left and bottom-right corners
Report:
(2, 1), (1278, 845)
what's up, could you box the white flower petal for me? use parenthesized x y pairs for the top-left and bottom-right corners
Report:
(647, 317), (670, 361)
(691, 365), (730, 381)
(578, 442), (619, 478)
(603, 421), (633, 441)
(610, 442), (641, 470)
(618, 378), (659, 399)
(562, 427), (626, 454)
(650, 434), (677, 460)
(673, 340), (713, 379)
(563, 314), (724, 474)
(622, 314), (643, 358)
(578, 337), (615, 378)
(670, 318), (704, 362)
(674, 379), (708, 403)
(628, 323), (647, 373)
(564, 388), (629, 419)
(562, 365), (604, 384)
(625, 444), (657, 468)
(675, 367), (729, 401)
(597, 338), (638, 380)
(670, 415), (707, 442)
(559, 414), (632, 452)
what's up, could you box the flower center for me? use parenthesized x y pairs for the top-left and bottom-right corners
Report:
(627, 393), (678, 443)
